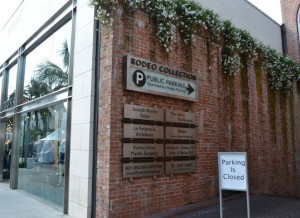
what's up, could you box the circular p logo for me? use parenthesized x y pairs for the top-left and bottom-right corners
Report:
(133, 70), (146, 87)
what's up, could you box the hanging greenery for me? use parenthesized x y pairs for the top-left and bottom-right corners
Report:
(89, 0), (300, 94)
(144, 0), (177, 52)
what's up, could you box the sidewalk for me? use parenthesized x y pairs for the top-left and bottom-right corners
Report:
(148, 194), (300, 218)
(177, 195), (300, 218)
(0, 181), (69, 218)
(1, 180), (300, 218)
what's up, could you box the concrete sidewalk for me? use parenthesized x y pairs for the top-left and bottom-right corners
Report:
(176, 195), (300, 218)
(0, 181), (69, 218)
(148, 194), (300, 218)
(1, 180), (300, 218)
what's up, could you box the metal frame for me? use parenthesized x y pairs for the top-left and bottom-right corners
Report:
(218, 152), (250, 218)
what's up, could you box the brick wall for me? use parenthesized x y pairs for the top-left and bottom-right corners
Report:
(281, 0), (300, 199)
(281, 0), (300, 61)
(96, 5), (300, 217)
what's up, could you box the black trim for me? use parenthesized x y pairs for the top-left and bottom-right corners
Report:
(281, 24), (288, 55)
(91, 8), (101, 218)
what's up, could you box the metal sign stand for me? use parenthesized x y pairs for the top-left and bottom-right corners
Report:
(219, 189), (250, 218)
(218, 152), (250, 218)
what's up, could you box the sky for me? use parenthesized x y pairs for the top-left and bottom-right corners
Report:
(248, 0), (282, 24)
(0, 0), (283, 33)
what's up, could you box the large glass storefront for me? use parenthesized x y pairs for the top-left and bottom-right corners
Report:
(18, 102), (67, 207)
(0, 15), (72, 209)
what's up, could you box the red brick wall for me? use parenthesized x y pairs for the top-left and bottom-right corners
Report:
(281, 0), (300, 61)
(96, 5), (300, 217)
(281, 0), (300, 198)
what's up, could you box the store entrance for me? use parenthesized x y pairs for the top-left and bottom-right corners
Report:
(1, 118), (13, 181)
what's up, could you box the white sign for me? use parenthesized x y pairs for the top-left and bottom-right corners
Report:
(218, 152), (248, 191)
(124, 55), (198, 102)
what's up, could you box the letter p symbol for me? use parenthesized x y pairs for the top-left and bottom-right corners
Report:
(133, 70), (146, 87)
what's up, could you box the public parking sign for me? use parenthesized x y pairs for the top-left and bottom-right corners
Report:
(124, 55), (198, 102)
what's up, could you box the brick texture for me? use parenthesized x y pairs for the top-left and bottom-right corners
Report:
(281, 0), (300, 61)
(281, 0), (300, 199)
(96, 5), (300, 217)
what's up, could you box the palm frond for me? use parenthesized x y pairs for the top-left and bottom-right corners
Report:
(59, 39), (70, 70)
(34, 59), (68, 89)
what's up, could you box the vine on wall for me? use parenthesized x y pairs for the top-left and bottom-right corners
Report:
(240, 57), (250, 151)
(90, 0), (300, 94)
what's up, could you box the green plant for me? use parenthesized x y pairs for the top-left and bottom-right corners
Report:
(90, 0), (300, 94)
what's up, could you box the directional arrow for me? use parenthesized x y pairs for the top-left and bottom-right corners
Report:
(186, 84), (194, 95)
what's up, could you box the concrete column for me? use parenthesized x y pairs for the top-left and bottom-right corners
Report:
(68, 0), (96, 217)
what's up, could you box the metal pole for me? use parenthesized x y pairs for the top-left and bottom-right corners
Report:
(246, 190), (250, 218)
(219, 189), (223, 218)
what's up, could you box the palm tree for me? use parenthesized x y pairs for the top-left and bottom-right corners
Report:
(34, 39), (69, 91)
(23, 39), (70, 101)
(23, 79), (50, 100)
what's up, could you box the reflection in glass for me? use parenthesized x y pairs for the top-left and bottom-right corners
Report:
(0, 75), (2, 105)
(18, 102), (67, 207)
(3, 118), (13, 180)
(3, 65), (17, 110)
(23, 21), (71, 102)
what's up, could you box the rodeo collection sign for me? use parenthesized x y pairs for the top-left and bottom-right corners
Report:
(124, 55), (198, 102)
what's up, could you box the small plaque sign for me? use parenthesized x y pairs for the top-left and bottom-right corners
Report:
(166, 110), (195, 124)
(123, 143), (164, 158)
(123, 162), (164, 178)
(166, 144), (196, 157)
(165, 127), (196, 140)
(124, 104), (164, 121)
(124, 124), (164, 139)
(165, 160), (196, 174)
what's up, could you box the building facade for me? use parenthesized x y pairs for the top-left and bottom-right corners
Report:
(0, 0), (96, 217)
(0, 0), (299, 218)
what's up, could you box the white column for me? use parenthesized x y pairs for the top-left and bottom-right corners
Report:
(69, 0), (96, 217)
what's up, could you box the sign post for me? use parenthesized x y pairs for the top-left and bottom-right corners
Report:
(218, 152), (250, 218)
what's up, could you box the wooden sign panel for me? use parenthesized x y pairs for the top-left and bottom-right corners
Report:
(124, 104), (164, 121)
(123, 162), (164, 178)
(165, 160), (196, 174)
(165, 144), (196, 157)
(124, 124), (164, 139)
(165, 127), (196, 140)
(123, 143), (164, 158)
(165, 110), (195, 124)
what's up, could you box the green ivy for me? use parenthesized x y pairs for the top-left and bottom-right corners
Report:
(89, 0), (300, 94)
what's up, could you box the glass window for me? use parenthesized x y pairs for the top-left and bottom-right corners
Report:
(3, 118), (13, 179)
(23, 21), (71, 102)
(0, 74), (2, 105)
(298, 8), (300, 42)
(18, 102), (67, 207)
(3, 65), (17, 110)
